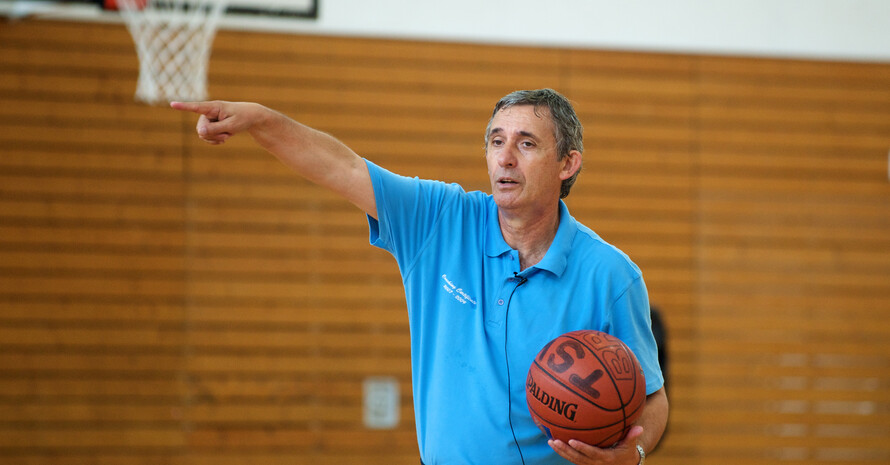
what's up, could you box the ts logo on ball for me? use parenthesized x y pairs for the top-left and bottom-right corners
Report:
(538, 339), (605, 399)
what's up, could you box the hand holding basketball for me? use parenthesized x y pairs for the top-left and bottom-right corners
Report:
(549, 425), (643, 465)
(527, 330), (648, 464)
(171, 101), (267, 145)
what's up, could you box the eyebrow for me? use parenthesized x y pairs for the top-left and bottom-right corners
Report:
(488, 128), (540, 139)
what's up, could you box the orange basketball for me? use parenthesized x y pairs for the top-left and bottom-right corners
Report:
(526, 330), (646, 447)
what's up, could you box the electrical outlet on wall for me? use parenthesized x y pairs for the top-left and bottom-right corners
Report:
(363, 376), (400, 429)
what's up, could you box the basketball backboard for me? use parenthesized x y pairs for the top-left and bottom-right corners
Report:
(226, 0), (317, 19)
(0, 0), (318, 22)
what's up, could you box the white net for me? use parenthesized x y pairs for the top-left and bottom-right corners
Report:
(118, 0), (228, 105)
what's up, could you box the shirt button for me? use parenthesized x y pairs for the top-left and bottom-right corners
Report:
(497, 299), (505, 306)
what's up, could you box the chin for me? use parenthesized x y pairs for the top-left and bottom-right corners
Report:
(492, 194), (521, 211)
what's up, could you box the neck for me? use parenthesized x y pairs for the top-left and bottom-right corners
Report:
(498, 203), (561, 271)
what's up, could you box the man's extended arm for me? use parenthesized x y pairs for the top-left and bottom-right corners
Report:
(171, 101), (376, 218)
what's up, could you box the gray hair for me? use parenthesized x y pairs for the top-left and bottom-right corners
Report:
(484, 88), (583, 199)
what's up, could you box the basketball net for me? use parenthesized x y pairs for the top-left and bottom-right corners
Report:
(117, 0), (228, 105)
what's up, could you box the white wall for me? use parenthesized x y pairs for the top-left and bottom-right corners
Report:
(5, 0), (889, 62)
(235, 0), (890, 62)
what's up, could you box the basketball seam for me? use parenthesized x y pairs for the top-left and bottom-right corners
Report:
(564, 333), (635, 434)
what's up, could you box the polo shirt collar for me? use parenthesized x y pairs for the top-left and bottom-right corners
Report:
(484, 199), (578, 278)
(534, 200), (576, 277)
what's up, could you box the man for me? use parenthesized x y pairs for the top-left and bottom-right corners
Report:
(172, 88), (668, 465)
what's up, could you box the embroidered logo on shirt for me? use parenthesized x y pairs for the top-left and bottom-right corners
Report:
(441, 274), (477, 306)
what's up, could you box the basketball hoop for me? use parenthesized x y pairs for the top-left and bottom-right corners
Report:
(117, 0), (228, 105)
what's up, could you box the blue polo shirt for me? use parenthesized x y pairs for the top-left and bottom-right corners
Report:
(365, 160), (663, 465)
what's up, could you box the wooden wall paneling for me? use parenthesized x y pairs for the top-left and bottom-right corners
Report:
(0, 17), (190, 465)
(3, 15), (890, 465)
(695, 55), (890, 464)
(0, 21), (139, 105)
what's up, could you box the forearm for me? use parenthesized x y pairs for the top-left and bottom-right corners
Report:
(636, 387), (669, 454)
(244, 104), (377, 217)
(248, 106), (354, 183)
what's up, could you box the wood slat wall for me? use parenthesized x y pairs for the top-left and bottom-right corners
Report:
(692, 55), (890, 464)
(1, 18), (889, 465)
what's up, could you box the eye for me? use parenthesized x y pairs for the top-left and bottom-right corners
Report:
(521, 140), (536, 148)
(490, 138), (504, 147)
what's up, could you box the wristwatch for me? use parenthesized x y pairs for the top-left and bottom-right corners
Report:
(636, 444), (646, 465)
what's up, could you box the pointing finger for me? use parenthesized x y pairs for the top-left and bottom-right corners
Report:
(170, 101), (221, 119)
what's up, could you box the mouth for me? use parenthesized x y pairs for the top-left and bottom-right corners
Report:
(497, 177), (519, 186)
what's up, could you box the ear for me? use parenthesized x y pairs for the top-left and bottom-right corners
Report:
(558, 150), (582, 181)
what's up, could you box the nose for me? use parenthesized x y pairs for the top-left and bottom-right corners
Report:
(495, 145), (517, 168)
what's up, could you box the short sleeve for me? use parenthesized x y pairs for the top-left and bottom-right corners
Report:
(365, 159), (466, 273)
(606, 276), (665, 395)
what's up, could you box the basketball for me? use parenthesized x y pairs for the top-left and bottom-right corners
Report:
(526, 330), (646, 447)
